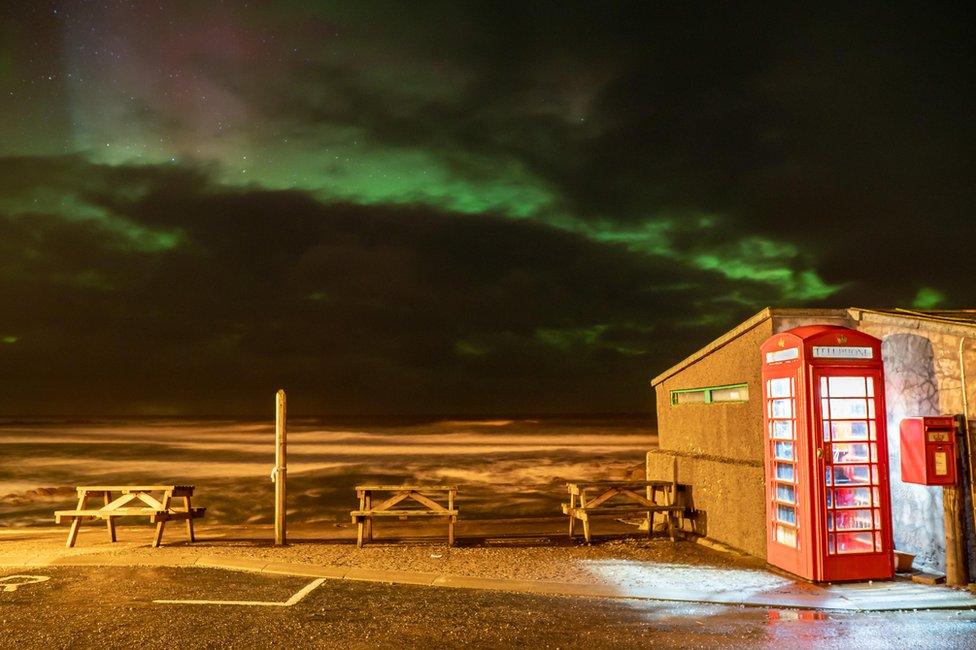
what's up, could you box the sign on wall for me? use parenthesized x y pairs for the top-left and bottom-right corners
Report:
(811, 346), (874, 359)
(765, 348), (800, 363)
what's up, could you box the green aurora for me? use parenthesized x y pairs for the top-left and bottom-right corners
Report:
(0, 2), (967, 414)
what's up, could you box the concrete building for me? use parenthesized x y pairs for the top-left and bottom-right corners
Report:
(648, 307), (975, 574)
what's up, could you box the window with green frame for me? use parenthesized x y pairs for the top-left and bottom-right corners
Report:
(670, 383), (749, 406)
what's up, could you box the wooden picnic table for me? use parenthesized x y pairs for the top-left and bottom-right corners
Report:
(351, 485), (458, 548)
(54, 485), (205, 548)
(562, 479), (684, 543)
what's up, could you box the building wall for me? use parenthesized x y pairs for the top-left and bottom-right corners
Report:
(773, 312), (854, 335)
(647, 450), (766, 556)
(856, 318), (976, 573)
(655, 319), (772, 462)
(651, 319), (772, 556)
(651, 309), (976, 571)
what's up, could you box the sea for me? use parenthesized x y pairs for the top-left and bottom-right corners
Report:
(0, 416), (656, 527)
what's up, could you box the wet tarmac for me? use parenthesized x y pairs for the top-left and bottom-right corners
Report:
(0, 566), (974, 649)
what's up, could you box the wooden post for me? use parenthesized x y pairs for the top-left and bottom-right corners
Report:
(944, 485), (968, 586)
(944, 418), (970, 587)
(448, 487), (456, 547)
(274, 389), (287, 546)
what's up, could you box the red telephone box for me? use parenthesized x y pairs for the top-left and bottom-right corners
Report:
(760, 325), (894, 582)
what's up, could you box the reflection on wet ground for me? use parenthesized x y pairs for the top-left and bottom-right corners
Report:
(2, 566), (974, 649)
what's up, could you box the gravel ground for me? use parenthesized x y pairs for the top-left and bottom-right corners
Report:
(2, 526), (754, 568)
(1, 566), (974, 649)
(0, 526), (836, 601)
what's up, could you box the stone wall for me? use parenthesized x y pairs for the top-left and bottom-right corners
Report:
(857, 319), (976, 574)
(879, 333), (945, 570)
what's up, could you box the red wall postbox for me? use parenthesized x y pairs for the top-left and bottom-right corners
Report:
(900, 417), (957, 486)
(760, 325), (894, 582)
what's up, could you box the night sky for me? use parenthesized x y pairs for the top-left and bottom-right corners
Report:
(0, 2), (972, 416)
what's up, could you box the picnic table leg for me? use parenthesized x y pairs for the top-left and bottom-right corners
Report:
(666, 485), (678, 542)
(103, 491), (117, 542)
(183, 495), (195, 543)
(355, 489), (366, 547)
(579, 489), (592, 543)
(647, 485), (660, 537)
(668, 459), (680, 542)
(66, 491), (89, 548)
(669, 457), (680, 541)
(567, 491), (576, 539)
(152, 493), (171, 548)
(645, 485), (653, 538)
(364, 492), (373, 542)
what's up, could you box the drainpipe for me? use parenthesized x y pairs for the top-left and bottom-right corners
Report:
(960, 338), (976, 553)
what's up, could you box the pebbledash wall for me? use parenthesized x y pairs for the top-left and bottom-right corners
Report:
(648, 307), (976, 573)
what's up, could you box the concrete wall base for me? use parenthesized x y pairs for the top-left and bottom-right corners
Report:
(647, 449), (766, 558)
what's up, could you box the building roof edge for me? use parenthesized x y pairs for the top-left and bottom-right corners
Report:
(650, 307), (773, 387)
(848, 308), (976, 334)
(651, 306), (976, 389)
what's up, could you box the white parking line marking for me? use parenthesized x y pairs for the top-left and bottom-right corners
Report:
(154, 577), (325, 607)
(0, 575), (51, 592)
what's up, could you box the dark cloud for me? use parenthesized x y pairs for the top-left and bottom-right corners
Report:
(225, 2), (974, 302)
(0, 3), (972, 415)
(0, 156), (777, 415)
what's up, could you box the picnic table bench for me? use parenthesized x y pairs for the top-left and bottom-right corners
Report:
(562, 480), (684, 543)
(351, 485), (458, 548)
(54, 485), (205, 548)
